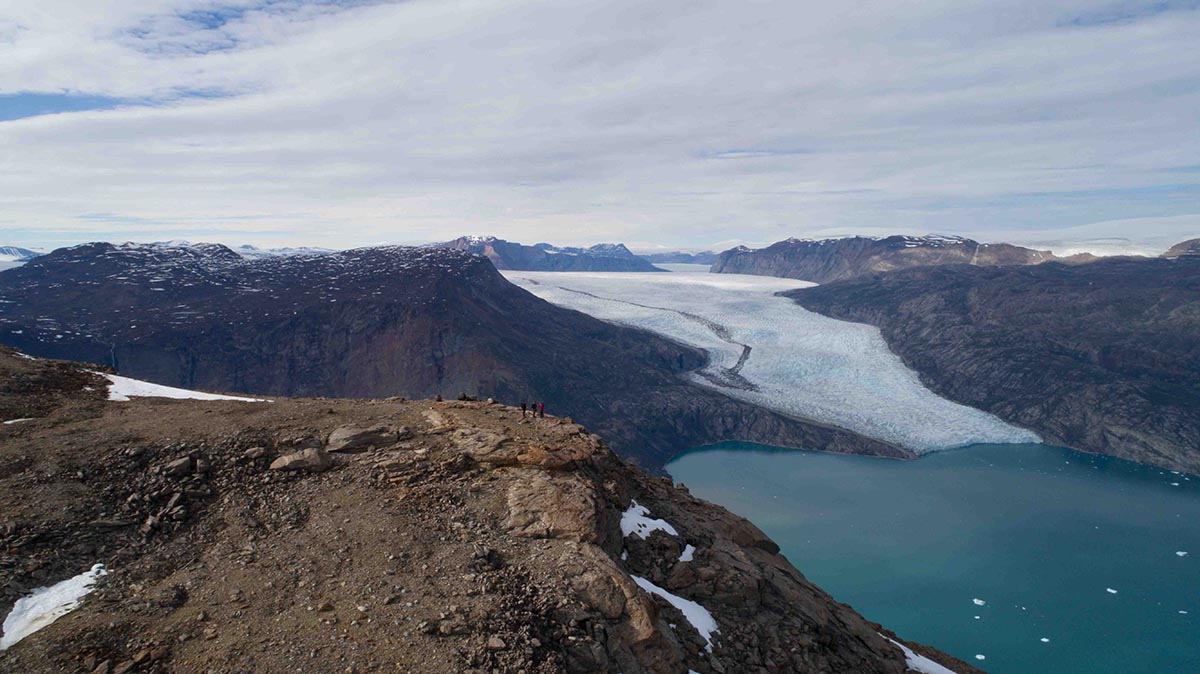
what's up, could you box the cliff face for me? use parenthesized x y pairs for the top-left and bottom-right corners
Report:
(787, 257), (1200, 474)
(0, 349), (979, 674)
(441, 236), (663, 272)
(712, 235), (1059, 283)
(0, 242), (900, 470)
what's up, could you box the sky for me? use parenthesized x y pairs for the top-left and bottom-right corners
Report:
(1, 0), (1198, 255)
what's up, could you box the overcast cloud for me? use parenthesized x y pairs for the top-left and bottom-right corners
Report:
(1, 0), (1198, 253)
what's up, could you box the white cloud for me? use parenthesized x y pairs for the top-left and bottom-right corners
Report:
(0, 0), (1198, 252)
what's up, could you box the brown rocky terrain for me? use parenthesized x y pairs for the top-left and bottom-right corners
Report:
(1163, 238), (1200, 259)
(0, 242), (906, 472)
(711, 235), (1072, 283)
(0, 348), (979, 674)
(788, 256), (1200, 474)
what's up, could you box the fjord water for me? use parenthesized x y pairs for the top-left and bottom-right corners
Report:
(667, 443), (1199, 674)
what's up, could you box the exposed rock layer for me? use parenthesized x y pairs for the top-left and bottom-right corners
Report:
(788, 257), (1200, 473)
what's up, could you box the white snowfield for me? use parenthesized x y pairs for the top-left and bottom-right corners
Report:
(502, 266), (1037, 453)
(0, 564), (107, 651)
(632, 575), (720, 653)
(100, 373), (269, 403)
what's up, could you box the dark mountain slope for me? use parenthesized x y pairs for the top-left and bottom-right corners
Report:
(440, 236), (663, 272)
(787, 257), (1200, 473)
(0, 243), (900, 470)
(712, 235), (1063, 283)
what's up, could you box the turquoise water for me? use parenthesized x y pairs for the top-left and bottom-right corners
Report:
(666, 443), (1200, 674)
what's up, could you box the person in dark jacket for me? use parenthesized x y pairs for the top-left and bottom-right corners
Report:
(520, 402), (527, 418)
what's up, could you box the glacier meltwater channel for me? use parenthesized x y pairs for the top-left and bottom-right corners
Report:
(502, 265), (1036, 454)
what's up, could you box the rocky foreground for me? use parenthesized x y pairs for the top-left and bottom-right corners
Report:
(0, 348), (978, 673)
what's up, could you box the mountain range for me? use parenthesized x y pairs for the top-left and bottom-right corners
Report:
(710, 235), (1094, 283)
(437, 236), (664, 272)
(0, 241), (896, 471)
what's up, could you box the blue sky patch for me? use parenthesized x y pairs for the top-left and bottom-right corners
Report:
(0, 93), (126, 122)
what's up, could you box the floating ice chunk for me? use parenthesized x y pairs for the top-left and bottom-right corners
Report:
(975, 654), (986, 661)
(1180, 610), (1189, 615)
(620, 500), (678, 540)
(972, 598), (986, 606)
(1106, 588), (1118, 594)
(1177, 551), (1189, 557)
(99, 373), (268, 403)
(880, 634), (959, 674)
(632, 575), (719, 652)
(1, 564), (107, 650)
(679, 544), (696, 562)
(1041, 638), (1050, 643)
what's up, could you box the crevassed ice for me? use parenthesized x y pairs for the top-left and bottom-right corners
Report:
(99, 373), (269, 403)
(502, 267), (1037, 453)
(1, 564), (108, 651)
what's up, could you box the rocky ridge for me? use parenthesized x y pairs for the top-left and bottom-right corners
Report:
(439, 236), (663, 272)
(0, 348), (979, 674)
(711, 235), (1073, 283)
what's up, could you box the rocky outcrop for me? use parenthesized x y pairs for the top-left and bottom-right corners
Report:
(712, 235), (1063, 282)
(0, 242), (903, 471)
(788, 257), (1200, 474)
(0, 350), (980, 674)
(439, 236), (663, 272)
(1162, 237), (1200, 259)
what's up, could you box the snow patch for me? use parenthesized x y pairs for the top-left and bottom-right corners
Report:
(1, 564), (107, 650)
(632, 576), (719, 652)
(3, 418), (33, 425)
(620, 500), (678, 540)
(881, 635), (959, 674)
(100, 373), (268, 403)
(679, 544), (695, 562)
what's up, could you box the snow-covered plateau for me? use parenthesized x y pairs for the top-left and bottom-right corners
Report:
(502, 265), (1037, 453)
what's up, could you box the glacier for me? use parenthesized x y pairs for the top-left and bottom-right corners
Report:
(502, 265), (1037, 453)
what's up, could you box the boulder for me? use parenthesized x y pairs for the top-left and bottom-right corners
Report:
(325, 424), (407, 453)
(269, 448), (333, 472)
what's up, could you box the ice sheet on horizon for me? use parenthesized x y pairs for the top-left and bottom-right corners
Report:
(503, 269), (1038, 453)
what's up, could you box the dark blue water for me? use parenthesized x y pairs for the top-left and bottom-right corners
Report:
(666, 443), (1200, 674)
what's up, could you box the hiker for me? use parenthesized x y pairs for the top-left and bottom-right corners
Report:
(520, 402), (527, 418)
(538, 402), (545, 418)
